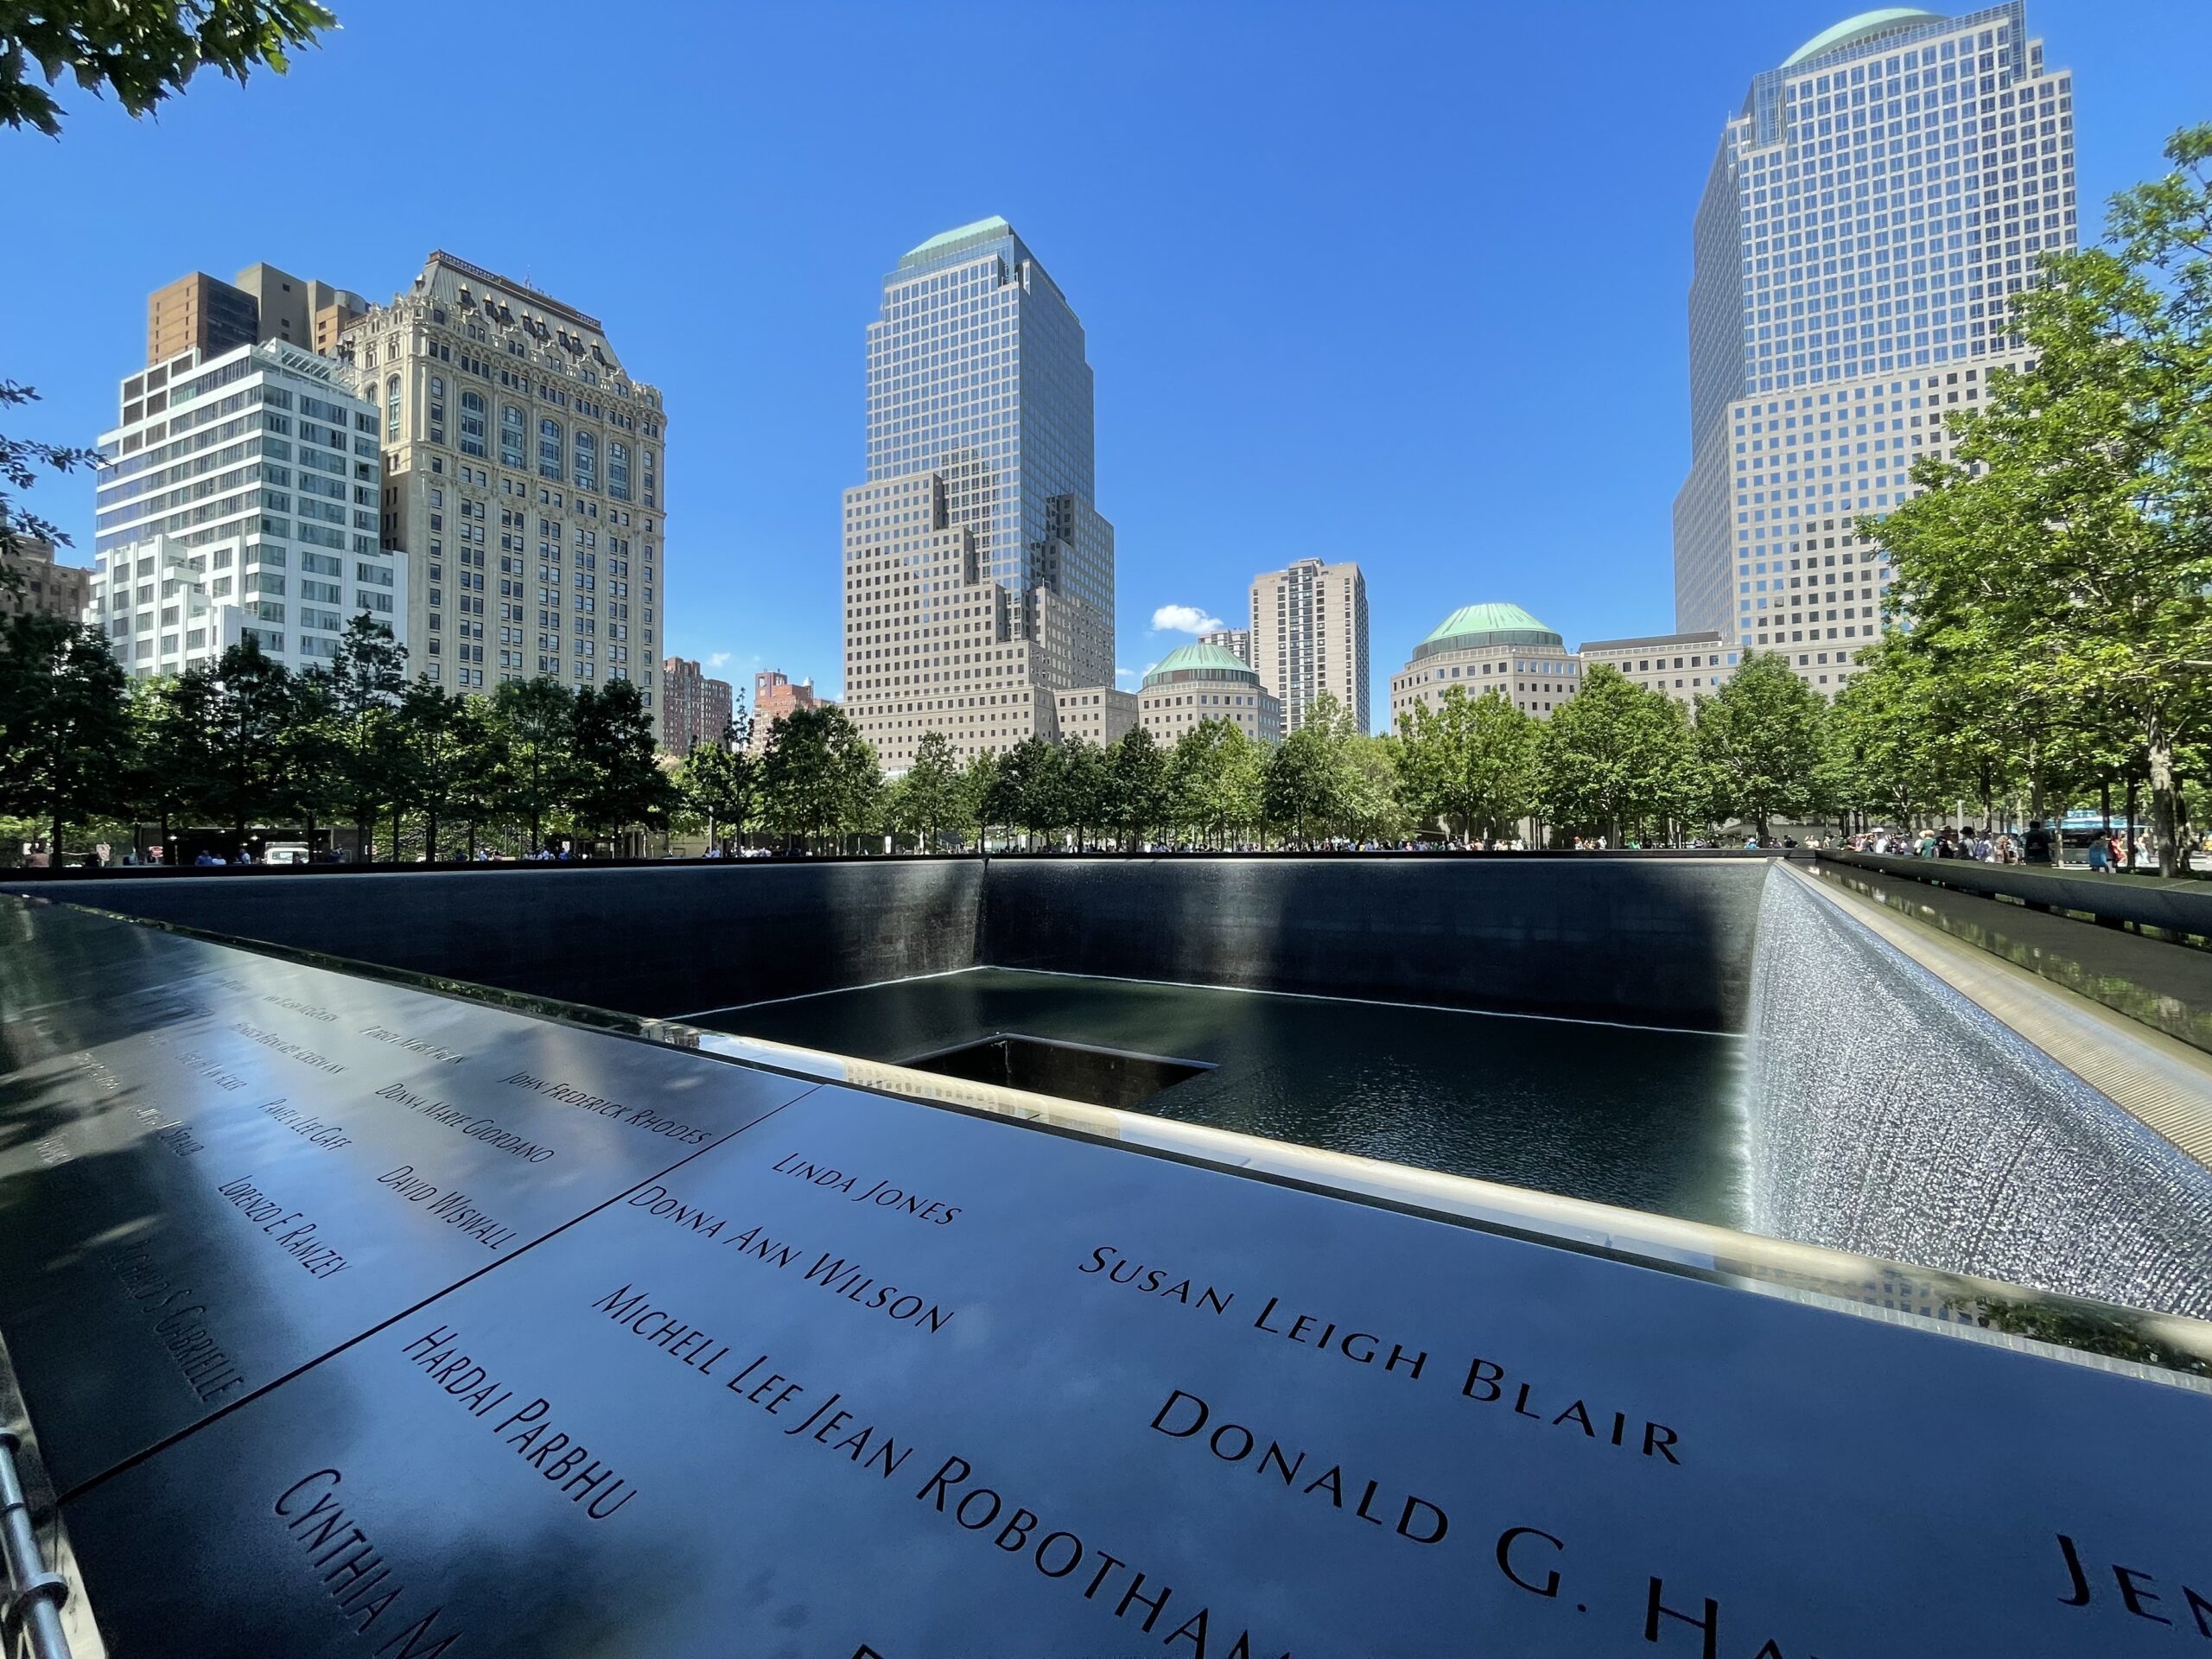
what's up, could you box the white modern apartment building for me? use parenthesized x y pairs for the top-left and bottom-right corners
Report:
(86, 340), (402, 677)
(842, 218), (1116, 770)
(1250, 558), (1369, 734)
(1673, 3), (2076, 696)
(1578, 632), (1738, 705)
(342, 251), (665, 700)
(1389, 605), (1581, 728)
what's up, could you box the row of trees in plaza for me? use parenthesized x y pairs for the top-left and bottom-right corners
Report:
(2, 559), (2202, 863)
(667, 660), (1854, 856)
(0, 615), (673, 858)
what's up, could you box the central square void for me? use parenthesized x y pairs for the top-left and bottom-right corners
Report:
(691, 968), (1746, 1228)
(899, 1032), (1213, 1109)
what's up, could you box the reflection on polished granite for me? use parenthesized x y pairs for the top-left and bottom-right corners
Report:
(694, 968), (1749, 1229)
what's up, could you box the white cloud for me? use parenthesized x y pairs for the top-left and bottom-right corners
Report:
(1151, 603), (1224, 635)
(706, 652), (733, 670)
(1115, 665), (1144, 685)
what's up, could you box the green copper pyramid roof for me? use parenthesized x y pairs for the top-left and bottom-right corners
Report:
(1144, 642), (1257, 687)
(1411, 604), (1562, 662)
(1783, 10), (1945, 68)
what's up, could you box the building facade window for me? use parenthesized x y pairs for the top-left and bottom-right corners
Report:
(574, 429), (597, 492)
(607, 441), (629, 500)
(538, 417), (563, 480)
(500, 404), (525, 467)
(460, 391), (486, 457)
(385, 377), (400, 441)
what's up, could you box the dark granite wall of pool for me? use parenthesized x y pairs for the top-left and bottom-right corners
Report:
(10, 855), (1773, 1031)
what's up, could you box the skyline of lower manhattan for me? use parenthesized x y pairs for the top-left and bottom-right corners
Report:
(22, 1), (2192, 742)
(1672, 2), (2078, 698)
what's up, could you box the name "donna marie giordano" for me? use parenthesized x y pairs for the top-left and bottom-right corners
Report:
(374, 1083), (554, 1162)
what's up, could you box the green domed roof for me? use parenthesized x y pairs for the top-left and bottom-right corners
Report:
(1783, 9), (1944, 68)
(1412, 603), (1562, 661)
(1143, 642), (1257, 688)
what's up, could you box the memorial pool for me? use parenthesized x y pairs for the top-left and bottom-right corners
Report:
(693, 968), (1751, 1228)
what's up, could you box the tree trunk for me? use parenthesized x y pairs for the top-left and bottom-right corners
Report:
(2125, 774), (2139, 872)
(2147, 721), (2180, 879)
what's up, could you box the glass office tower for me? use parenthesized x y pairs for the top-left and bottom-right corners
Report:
(842, 218), (1116, 769)
(1670, 3), (2076, 696)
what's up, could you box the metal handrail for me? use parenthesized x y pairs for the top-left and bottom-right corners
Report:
(0, 1433), (67, 1659)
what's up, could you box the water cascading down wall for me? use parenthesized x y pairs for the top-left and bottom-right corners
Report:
(17, 856), (2212, 1313)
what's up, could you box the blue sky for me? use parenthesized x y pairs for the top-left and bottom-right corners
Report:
(8, 0), (2209, 721)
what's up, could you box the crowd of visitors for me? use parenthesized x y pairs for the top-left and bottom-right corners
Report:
(1849, 821), (2174, 871)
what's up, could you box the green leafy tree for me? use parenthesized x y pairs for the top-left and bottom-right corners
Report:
(1395, 685), (1539, 845)
(1536, 665), (1694, 845)
(1166, 719), (1263, 849)
(570, 678), (677, 847)
(279, 666), (343, 853)
(985, 735), (1059, 848)
(760, 703), (880, 854)
(202, 638), (296, 844)
(1, 0), (336, 136)
(1341, 734), (1408, 844)
(959, 749), (1000, 848)
(1875, 124), (2212, 874)
(1262, 691), (1357, 846)
(488, 677), (575, 855)
(1107, 726), (1166, 849)
(326, 614), (407, 859)
(390, 679), (474, 859)
(1058, 735), (1112, 850)
(889, 731), (966, 853)
(123, 669), (218, 854)
(1693, 651), (1830, 840)
(0, 612), (131, 852)
(677, 725), (759, 855)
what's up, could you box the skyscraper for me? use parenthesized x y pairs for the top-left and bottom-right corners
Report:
(1249, 557), (1370, 734)
(841, 218), (1115, 770)
(1672, 3), (2076, 696)
(343, 251), (666, 700)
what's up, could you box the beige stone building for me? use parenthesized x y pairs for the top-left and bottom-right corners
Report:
(1250, 557), (1369, 734)
(1389, 604), (1582, 728)
(1578, 631), (1738, 706)
(1052, 686), (1137, 747)
(1139, 644), (1281, 745)
(1, 537), (92, 621)
(342, 251), (665, 702)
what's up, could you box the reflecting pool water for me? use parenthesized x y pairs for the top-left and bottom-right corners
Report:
(696, 969), (1747, 1227)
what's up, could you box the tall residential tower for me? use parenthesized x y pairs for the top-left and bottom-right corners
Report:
(1249, 557), (1370, 734)
(1672, 3), (2075, 696)
(841, 218), (1115, 769)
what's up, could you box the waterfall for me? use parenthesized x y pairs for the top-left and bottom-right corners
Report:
(1744, 866), (2212, 1317)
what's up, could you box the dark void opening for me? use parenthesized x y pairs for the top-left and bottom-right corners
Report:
(899, 1033), (1213, 1110)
